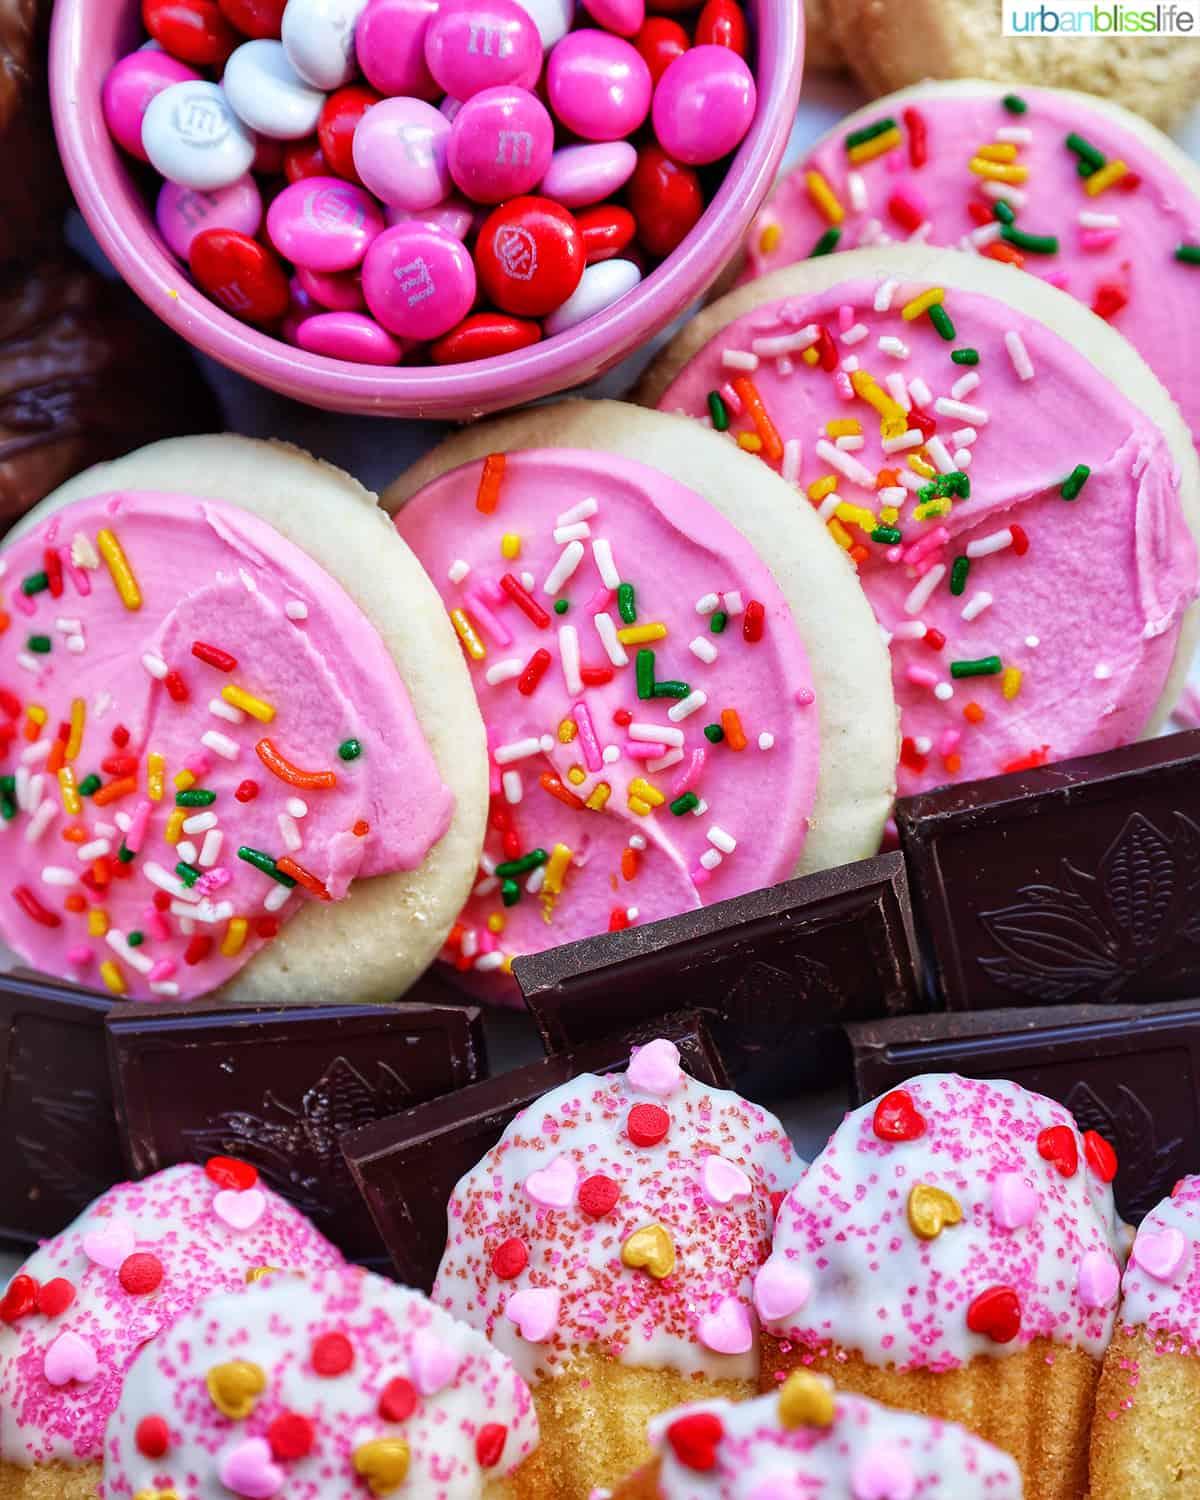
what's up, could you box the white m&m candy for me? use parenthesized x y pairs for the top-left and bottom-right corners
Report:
(141, 80), (257, 191)
(281, 0), (371, 90)
(543, 256), (641, 334)
(223, 39), (326, 139)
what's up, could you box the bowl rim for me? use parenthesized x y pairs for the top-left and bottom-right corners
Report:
(49, 0), (803, 418)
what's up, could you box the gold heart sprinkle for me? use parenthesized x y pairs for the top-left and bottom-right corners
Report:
(245, 1265), (282, 1284)
(133, 1491), (178, 1500)
(907, 1183), (963, 1240)
(354, 1438), (412, 1495)
(777, 1369), (836, 1429)
(621, 1223), (676, 1280)
(206, 1360), (267, 1420)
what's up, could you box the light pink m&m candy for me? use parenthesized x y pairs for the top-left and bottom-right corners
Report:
(386, 195), (476, 240)
(356, 0), (441, 99)
(447, 86), (553, 204)
(296, 264), (366, 309)
(546, 29), (651, 142)
(424, 0), (541, 100)
(652, 44), (756, 165)
(352, 96), (451, 209)
(266, 175), (384, 270)
(361, 221), (476, 339)
(295, 310), (404, 362)
(103, 49), (200, 162)
(157, 174), (263, 258)
(581, 0), (644, 36)
(541, 140), (636, 207)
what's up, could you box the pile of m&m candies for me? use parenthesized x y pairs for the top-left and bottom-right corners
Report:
(103, 0), (757, 367)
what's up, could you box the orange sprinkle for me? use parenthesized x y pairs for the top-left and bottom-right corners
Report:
(476, 453), (506, 514)
(731, 376), (784, 464)
(64, 893), (86, 913)
(620, 847), (638, 881)
(446, 923), (465, 951)
(62, 823), (88, 843)
(876, 468), (900, 488)
(45, 736), (66, 776)
(276, 856), (332, 902)
(539, 771), (586, 810)
(944, 753), (963, 775)
(964, 701), (986, 724)
(93, 775), (137, 806)
(91, 858), (110, 887)
(255, 738), (338, 790)
(0, 611), (9, 635)
(982, 241), (1024, 268)
(849, 544), (869, 566)
(23, 718), (41, 743)
(352, 819), (370, 837)
(720, 709), (748, 751)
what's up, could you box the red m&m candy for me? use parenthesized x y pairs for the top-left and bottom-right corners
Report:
(217, 0), (287, 38)
(318, 85), (382, 185)
(475, 196), (584, 318)
(190, 228), (291, 324)
(694, 0), (747, 54)
(283, 138), (328, 182)
(633, 15), (688, 82)
(627, 144), (702, 257)
(142, 0), (240, 65)
(430, 312), (541, 364)
(577, 203), (636, 263)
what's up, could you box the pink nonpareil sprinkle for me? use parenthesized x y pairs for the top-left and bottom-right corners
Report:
(938, 728), (962, 756)
(477, 575), (505, 606)
(834, 371), (854, 401)
(837, 302), (855, 332)
(670, 747), (707, 797)
(486, 727), (503, 797)
(624, 740), (668, 759)
(12, 591), (34, 617)
(1079, 226), (1120, 252)
(572, 700), (603, 772)
(144, 905), (171, 941)
(795, 687), (815, 707)
(903, 525), (950, 564)
(67, 561), (92, 596)
(466, 588), (513, 647)
(66, 944), (92, 966)
(720, 381), (743, 415)
(148, 957), (177, 982)
(906, 664), (939, 689)
(586, 587), (613, 615)
(184, 751), (212, 777)
(690, 865), (711, 887)
(196, 868), (231, 896)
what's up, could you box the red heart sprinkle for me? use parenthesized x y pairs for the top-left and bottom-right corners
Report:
(872, 1089), (926, 1143)
(491, 1238), (529, 1280)
(666, 1411), (725, 1472)
(627, 1103), (670, 1147)
(1084, 1131), (1118, 1183)
(135, 1415), (170, 1459)
(769, 1190), (786, 1217)
(37, 1279), (76, 1318)
(311, 1332), (354, 1376)
(0, 1274), (38, 1323)
(268, 1411), (315, 1460)
(1037, 1125), (1079, 1178)
(476, 1423), (508, 1468)
(578, 1175), (620, 1218)
(378, 1376), (418, 1423)
(119, 1254), (164, 1297)
(205, 1156), (259, 1191)
(1173, 1179), (1187, 1198)
(967, 1285), (1021, 1344)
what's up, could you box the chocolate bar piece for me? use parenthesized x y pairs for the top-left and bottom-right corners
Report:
(896, 731), (1200, 1012)
(342, 1011), (728, 1290)
(0, 0), (71, 264)
(846, 1001), (1200, 1219)
(513, 852), (921, 1089)
(107, 987), (486, 1264)
(0, 968), (121, 1245)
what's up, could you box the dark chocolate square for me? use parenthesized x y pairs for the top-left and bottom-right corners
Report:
(895, 731), (1200, 1011)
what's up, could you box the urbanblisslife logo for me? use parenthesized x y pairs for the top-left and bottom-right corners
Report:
(1002, 1), (1198, 31)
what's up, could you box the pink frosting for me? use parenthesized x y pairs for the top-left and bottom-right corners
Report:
(759, 1074), (1123, 1372)
(1117, 1175), (1200, 1350)
(0, 492), (453, 1000)
(0, 1163), (344, 1467)
(394, 450), (820, 997)
(743, 85), (1200, 453)
(656, 276), (1198, 792)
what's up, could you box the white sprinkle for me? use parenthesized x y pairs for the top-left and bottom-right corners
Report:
(40, 866), (77, 886)
(285, 599), (308, 621)
(67, 636), (86, 655)
(24, 800), (57, 844)
(758, 731), (775, 750)
(996, 125), (1033, 143)
(106, 929), (154, 975)
(525, 865), (546, 895)
(775, 355), (794, 377)
(934, 682), (954, 701)
(954, 449), (973, 470)
(881, 428), (924, 454)
(884, 372), (911, 411)
(55, 617), (82, 634)
(782, 439), (802, 484)
(952, 427), (978, 447)
(860, 217), (888, 247)
(966, 529), (1013, 559)
(1026, 635), (1040, 648)
(287, 797), (308, 819)
(559, 625), (582, 696)
(699, 848), (723, 871)
(554, 522), (591, 544)
(750, 326), (818, 357)
(201, 730), (239, 761)
(480, 853), (496, 876)
(630, 833), (647, 850)
(474, 876), (499, 897)
(836, 434), (865, 451)
(914, 736), (933, 756)
(907, 377), (932, 407)
(13, 766), (30, 812)
(177, 841), (198, 865)
(817, 492), (842, 523)
(969, 222), (1002, 248)
(1005, 330), (1035, 381)
(557, 497), (598, 525)
(841, 322), (869, 346)
(695, 592), (720, 615)
(961, 591), (994, 622)
(592, 538), (620, 589)
(149, 981), (181, 998)
(707, 825), (737, 853)
(668, 690), (708, 722)
(502, 769), (523, 805)
(494, 737), (543, 765)
(630, 722), (684, 746)
(594, 612), (628, 667)
(878, 335), (910, 359)
(899, 470), (926, 493)
(690, 799), (708, 818)
(983, 182), (1027, 207)
(926, 436), (956, 474)
(722, 348), (759, 370)
(601, 744), (620, 764)
(145, 862), (196, 901)
(209, 697), (244, 724)
(142, 652), (168, 680)
(278, 813), (303, 852)
(907, 221), (933, 243)
(1094, 662), (1112, 680)
(447, 560), (470, 584)
(199, 829), (224, 868)
(71, 532), (100, 570)
(905, 564), (946, 616)
(848, 170), (867, 212)
(1079, 210), (1120, 228)
(263, 883), (291, 913)
(182, 810), (218, 835)
(935, 397), (989, 425)
(878, 486), (907, 506)
(647, 747), (684, 773)
(474, 952), (506, 973)
(874, 278), (897, 311)
(723, 590), (744, 616)
(77, 838), (111, 862)
(950, 371), (980, 400)
(690, 636), (718, 664)
(879, 626), (893, 648)
(485, 658), (523, 685)
(542, 539), (585, 594)
(521, 571), (535, 591)
(815, 438), (876, 489)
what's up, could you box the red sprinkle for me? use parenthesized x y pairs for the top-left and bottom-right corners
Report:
(136, 1416), (171, 1460)
(898, 737), (928, 774)
(742, 599), (765, 643)
(499, 572), (550, 629)
(206, 1156), (259, 1190)
(378, 1377), (418, 1423)
(235, 779), (259, 802)
(311, 1331), (354, 1376)
(517, 648), (552, 696)
(1010, 524), (1030, 556)
(814, 325), (837, 372)
(1092, 282), (1128, 320)
(476, 1424), (508, 1469)
(887, 191), (924, 234)
(13, 885), (61, 928)
(101, 754), (139, 777)
(256, 916), (281, 939)
(153, 890), (171, 911)
(1084, 1130), (1118, 1183)
(119, 1253), (164, 1296)
(608, 907), (630, 931)
(908, 408), (936, 440)
(37, 1278), (76, 1318)
(164, 669), (189, 703)
(184, 934), (213, 965)
(491, 1237), (529, 1280)
(44, 548), (64, 599)
(0, 1274), (38, 1323)
(192, 641), (238, 673)
(268, 1411), (316, 1460)
(967, 200), (993, 227)
(666, 1411), (725, 1472)
(904, 106), (928, 168)
(922, 627), (946, 651)
(627, 1102), (670, 1147)
(1037, 1124), (1079, 1177)
(1118, 171), (1142, 192)
(967, 1285), (1021, 1343)
(579, 665), (614, 686)
(613, 707), (633, 727)
(111, 723), (131, 747)
(1001, 745), (1051, 774)
(769, 1190), (786, 1217)
(578, 1174), (620, 1218)
(872, 1088), (927, 1142)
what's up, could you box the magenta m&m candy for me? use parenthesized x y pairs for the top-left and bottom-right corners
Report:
(429, 310), (540, 362)
(156, 174), (263, 258)
(446, 86), (553, 204)
(222, 39), (326, 140)
(546, 29), (652, 141)
(296, 263), (366, 309)
(424, 0), (541, 99)
(351, 95), (451, 209)
(189, 226), (291, 323)
(543, 254), (640, 334)
(102, 49), (200, 162)
(142, 0), (239, 66)
(295, 309), (404, 362)
(281, 0), (370, 90)
(141, 79), (257, 190)
(218, 0), (287, 39)
(355, 0), (441, 98)
(474, 194), (584, 317)
(542, 141), (637, 207)
(581, 0), (645, 37)
(266, 175), (384, 271)
(361, 221), (477, 339)
(651, 43), (755, 165)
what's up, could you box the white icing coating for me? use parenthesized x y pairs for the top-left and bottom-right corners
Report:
(1119, 1175), (1200, 1347)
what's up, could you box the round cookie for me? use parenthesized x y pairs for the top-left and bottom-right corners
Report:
(803, 0), (846, 73)
(742, 82), (1200, 455)
(827, 0), (1200, 132)
(0, 434), (487, 1004)
(385, 401), (897, 994)
(640, 248), (1200, 794)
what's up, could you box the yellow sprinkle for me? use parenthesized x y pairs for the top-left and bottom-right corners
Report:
(99, 959), (127, 995)
(805, 169), (844, 225)
(848, 125), (901, 164)
(566, 766), (586, 786)
(542, 842), (573, 897)
(221, 684), (276, 723)
(244, 1266), (281, 1285)
(900, 287), (944, 321)
(220, 917), (248, 958)
(801, 346), (820, 366)
(174, 769), (196, 792)
(165, 808), (186, 846)
(585, 782), (611, 811)
(486, 913), (505, 934)
(628, 796), (652, 816)
(88, 908), (109, 938)
(617, 622), (667, 646)
(968, 157), (1028, 184)
(1002, 666), (1023, 701)
(908, 455), (936, 479)
(758, 222), (781, 254)
(65, 698), (86, 762)
(835, 502), (876, 529)
(913, 500), (951, 521)
(500, 533), (521, 560)
(827, 517), (853, 550)
(557, 718), (577, 743)
(976, 142), (1018, 162)
(825, 419), (861, 438)
(501, 954), (514, 975)
(736, 432), (763, 453)
(807, 475), (838, 502)
(58, 766), (81, 815)
(449, 607), (486, 662)
(1084, 159), (1128, 196)
(880, 506), (900, 524)
(850, 369), (906, 430)
(27, 704), (47, 727)
(148, 751), (165, 802)
(628, 777), (664, 808)
(96, 528), (142, 611)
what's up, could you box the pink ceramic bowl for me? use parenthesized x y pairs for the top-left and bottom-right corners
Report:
(50, 2), (802, 420)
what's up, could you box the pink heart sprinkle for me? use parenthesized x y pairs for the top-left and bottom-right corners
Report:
(213, 1187), (267, 1232)
(43, 1331), (98, 1387)
(505, 1287), (561, 1343)
(1132, 1225), (1189, 1282)
(408, 1326), (460, 1395)
(1077, 1248), (1120, 1309)
(991, 1172), (1039, 1230)
(753, 1256), (812, 1323)
(698, 1296), (754, 1355)
(626, 1037), (683, 1097)
(81, 1218), (136, 1269)
(218, 1438), (285, 1499)
(524, 1154), (577, 1210)
(748, 1480), (803, 1500)
(701, 1154), (752, 1207)
(851, 1443), (917, 1500)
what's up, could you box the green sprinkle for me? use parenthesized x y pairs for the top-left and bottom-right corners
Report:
(707, 390), (730, 431)
(338, 738), (362, 761)
(78, 774), (101, 797)
(950, 556), (970, 596)
(1175, 244), (1200, 265)
(495, 849), (548, 878)
(0, 790), (14, 822)
(703, 724), (725, 744)
(651, 680), (691, 699)
(871, 526), (902, 545)
(845, 116), (897, 149)
(1002, 93), (1028, 113)
(1077, 158), (1098, 179)
(950, 656), (1003, 678)
(951, 348), (980, 365)
(635, 649), (655, 700)
(0, 776), (15, 794)
(176, 788), (216, 807)
(118, 842), (135, 864)
(992, 200), (1016, 225)
(917, 472), (971, 504)
(617, 582), (637, 624)
(27, 635), (51, 654)
(1060, 463), (1091, 500)
(809, 227), (841, 258)
(175, 861), (201, 888)
(501, 878), (520, 908)
(127, 931), (144, 947)
(1066, 131), (1106, 170)
(20, 572), (49, 596)
(928, 304), (955, 341)
(237, 846), (297, 887)
(670, 791), (700, 816)
(710, 611), (727, 634)
(553, 598), (569, 615)
(1002, 226), (1059, 255)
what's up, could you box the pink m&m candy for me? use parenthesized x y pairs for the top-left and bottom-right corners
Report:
(652, 43), (755, 165)
(386, 195), (476, 240)
(447, 86), (553, 204)
(266, 176), (384, 271)
(424, 0), (541, 100)
(541, 140), (636, 207)
(361, 221), (477, 339)
(352, 96), (451, 209)
(296, 264), (366, 309)
(295, 310), (404, 362)
(157, 174), (263, 258)
(356, 0), (440, 99)
(103, 49), (200, 163)
(581, 0), (644, 36)
(546, 29), (651, 141)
